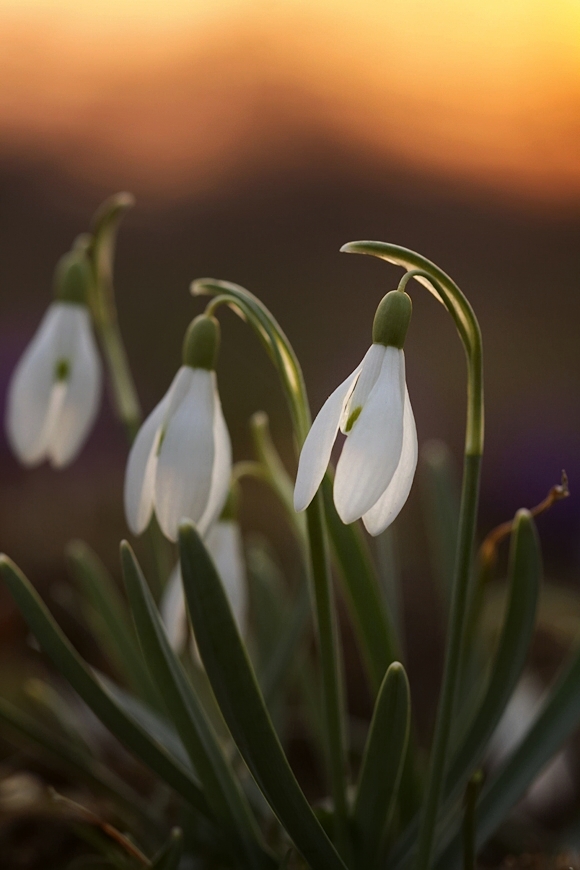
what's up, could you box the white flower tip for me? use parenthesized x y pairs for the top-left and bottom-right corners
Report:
(293, 488), (310, 514)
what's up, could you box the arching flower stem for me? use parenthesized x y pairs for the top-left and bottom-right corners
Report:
(340, 242), (484, 870)
(194, 279), (351, 860)
(87, 192), (141, 442)
(87, 193), (172, 593)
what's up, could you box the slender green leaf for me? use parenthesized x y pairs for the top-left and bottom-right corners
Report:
(179, 522), (348, 870)
(151, 828), (183, 870)
(0, 555), (209, 818)
(250, 411), (303, 538)
(67, 539), (162, 710)
(462, 771), (483, 870)
(321, 476), (399, 694)
(97, 674), (190, 770)
(353, 662), (410, 868)
(120, 542), (272, 870)
(0, 696), (156, 825)
(445, 509), (541, 795)
(389, 511), (541, 870)
(435, 634), (580, 868)
(247, 540), (311, 704)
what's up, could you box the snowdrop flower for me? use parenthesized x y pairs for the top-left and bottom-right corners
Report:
(5, 250), (102, 469)
(161, 516), (248, 652)
(294, 289), (417, 535)
(124, 314), (231, 542)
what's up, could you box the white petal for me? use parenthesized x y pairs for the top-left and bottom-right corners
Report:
(5, 303), (69, 465)
(160, 563), (188, 652)
(293, 362), (362, 512)
(124, 367), (192, 535)
(47, 308), (103, 468)
(206, 520), (247, 633)
(155, 369), (215, 541)
(334, 347), (405, 524)
(362, 387), (418, 535)
(197, 382), (232, 536)
(340, 344), (385, 432)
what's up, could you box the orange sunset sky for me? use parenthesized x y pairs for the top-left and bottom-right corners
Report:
(0, 0), (579, 201)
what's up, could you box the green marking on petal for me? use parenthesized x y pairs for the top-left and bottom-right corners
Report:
(344, 406), (362, 433)
(156, 427), (167, 456)
(54, 358), (71, 382)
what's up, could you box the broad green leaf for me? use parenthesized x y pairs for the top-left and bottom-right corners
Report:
(67, 539), (162, 711)
(0, 555), (209, 819)
(120, 542), (273, 870)
(321, 476), (399, 694)
(179, 522), (348, 870)
(353, 662), (410, 868)
(151, 828), (183, 870)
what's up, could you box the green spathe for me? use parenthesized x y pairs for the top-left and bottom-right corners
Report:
(182, 314), (220, 370)
(54, 250), (92, 306)
(372, 290), (412, 349)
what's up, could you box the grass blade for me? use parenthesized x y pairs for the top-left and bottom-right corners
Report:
(389, 510), (541, 870)
(0, 554), (209, 818)
(67, 539), (162, 710)
(120, 542), (273, 870)
(179, 521), (348, 870)
(352, 662), (410, 868)
(435, 627), (580, 866)
(445, 509), (541, 796)
(0, 695), (156, 825)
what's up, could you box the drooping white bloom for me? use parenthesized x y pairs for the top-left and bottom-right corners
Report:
(161, 519), (248, 652)
(124, 315), (232, 542)
(294, 288), (417, 536)
(6, 302), (102, 469)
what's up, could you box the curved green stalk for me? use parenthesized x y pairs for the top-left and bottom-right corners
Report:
(86, 193), (172, 590)
(88, 192), (141, 440)
(192, 278), (350, 856)
(341, 243), (484, 870)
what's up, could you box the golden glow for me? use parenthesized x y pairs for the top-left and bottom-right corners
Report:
(0, 0), (579, 200)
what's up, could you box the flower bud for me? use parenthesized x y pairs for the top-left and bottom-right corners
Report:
(54, 250), (92, 306)
(182, 315), (220, 370)
(372, 290), (412, 349)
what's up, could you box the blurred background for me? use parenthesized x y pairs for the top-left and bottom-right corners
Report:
(1, 0), (580, 860)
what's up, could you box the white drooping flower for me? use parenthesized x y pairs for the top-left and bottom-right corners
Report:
(5, 252), (102, 469)
(161, 518), (248, 652)
(124, 315), (232, 542)
(294, 289), (417, 536)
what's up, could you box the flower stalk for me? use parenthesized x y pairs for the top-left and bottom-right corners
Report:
(87, 192), (141, 442)
(340, 242), (484, 870)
